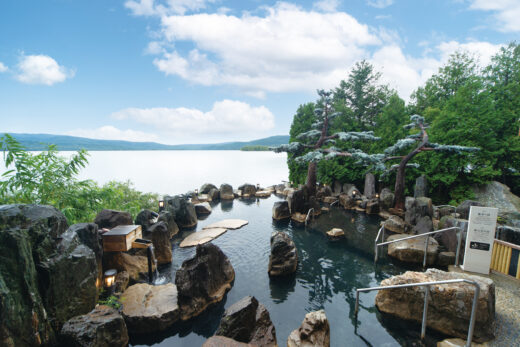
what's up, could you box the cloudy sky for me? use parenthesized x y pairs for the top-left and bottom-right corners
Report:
(0, 0), (518, 144)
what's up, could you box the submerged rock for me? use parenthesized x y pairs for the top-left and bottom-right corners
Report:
(175, 243), (235, 320)
(220, 184), (235, 200)
(272, 201), (290, 220)
(386, 234), (438, 265)
(122, 283), (180, 334)
(94, 209), (132, 229)
(268, 232), (298, 276)
(215, 296), (277, 347)
(60, 305), (128, 347)
(203, 219), (248, 230)
(326, 228), (344, 240)
(203, 336), (255, 347)
(375, 268), (495, 342)
(287, 310), (330, 347)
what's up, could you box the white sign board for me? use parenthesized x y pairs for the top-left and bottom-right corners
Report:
(462, 206), (498, 274)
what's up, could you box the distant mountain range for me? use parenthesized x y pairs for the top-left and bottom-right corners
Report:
(3, 133), (290, 151)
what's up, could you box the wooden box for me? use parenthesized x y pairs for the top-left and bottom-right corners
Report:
(102, 225), (142, 252)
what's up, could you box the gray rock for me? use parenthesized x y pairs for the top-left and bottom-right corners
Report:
(200, 183), (218, 194)
(268, 232), (298, 277)
(384, 215), (407, 234)
(158, 210), (179, 238)
(438, 251), (456, 267)
(208, 188), (220, 201)
(215, 296), (277, 347)
(375, 268), (495, 342)
(272, 201), (290, 220)
(472, 181), (520, 222)
(496, 225), (520, 245)
(165, 195), (197, 229)
(364, 173), (376, 198)
(412, 215), (433, 235)
(333, 180), (342, 196)
(287, 187), (310, 214)
(195, 202), (212, 216)
(60, 305), (128, 347)
(175, 243), (235, 320)
(114, 271), (130, 296)
(287, 310), (330, 347)
(203, 336), (255, 347)
(436, 216), (468, 255)
(339, 194), (355, 209)
(379, 188), (394, 210)
(405, 197), (433, 225)
(94, 209), (132, 229)
(414, 175), (428, 198)
(386, 234), (438, 265)
(220, 183), (235, 200)
(456, 200), (482, 220)
(122, 283), (180, 333)
(135, 209), (157, 234)
(239, 183), (257, 197)
(147, 221), (172, 265)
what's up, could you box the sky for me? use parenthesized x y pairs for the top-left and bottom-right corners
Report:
(0, 0), (518, 145)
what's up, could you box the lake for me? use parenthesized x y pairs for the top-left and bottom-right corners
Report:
(72, 150), (289, 195)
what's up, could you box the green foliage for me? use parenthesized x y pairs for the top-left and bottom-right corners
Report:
(98, 294), (123, 310)
(0, 134), (158, 224)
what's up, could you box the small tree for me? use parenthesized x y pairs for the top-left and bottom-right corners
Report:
(384, 115), (479, 210)
(272, 90), (382, 195)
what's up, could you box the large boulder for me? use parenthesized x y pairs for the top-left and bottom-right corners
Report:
(0, 204), (68, 346)
(375, 268), (495, 342)
(383, 215), (408, 234)
(208, 188), (220, 201)
(472, 181), (520, 224)
(316, 185), (332, 200)
(147, 221), (172, 265)
(379, 188), (394, 210)
(121, 283), (180, 334)
(338, 194), (355, 209)
(386, 234), (438, 265)
(68, 223), (103, 286)
(103, 252), (154, 283)
(436, 216), (468, 255)
(215, 296), (277, 346)
(165, 195), (197, 229)
(412, 215), (434, 235)
(364, 173), (376, 199)
(157, 210), (179, 238)
(195, 202), (212, 216)
(496, 225), (520, 245)
(268, 232), (298, 276)
(201, 183), (218, 194)
(175, 243), (235, 320)
(287, 188), (309, 214)
(287, 310), (330, 347)
(40, 227), (99, 332)
(239, 183), (257, 197)
(60, 305), (128, 347)
(455, 200), (482, 220)
(414, 175), (428, 198)
(220, 184), (235, 200)
(134, 209), (157, 234)
(203, 336), (255, 347)
(272, 201), (290, 221)
(405, 197), (433, 226)
(94, 209), (132, 229)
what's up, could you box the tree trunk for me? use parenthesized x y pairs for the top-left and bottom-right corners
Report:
(305, 162), (317, 196)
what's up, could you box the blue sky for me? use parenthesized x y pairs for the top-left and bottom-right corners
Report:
(0, 0), (518, 144)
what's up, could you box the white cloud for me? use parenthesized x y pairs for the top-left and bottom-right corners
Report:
(366, 0), (393, 9)
(152, 3), (380, 94)
(469, 0), (520, 32)
(125, 0), (213, 16)
(67, 126), (159, 142)
(0, 62), (7, 73)
(313, 0), (340, 12)
(16, 54), (74, 85)
(111, 100), (275, 137)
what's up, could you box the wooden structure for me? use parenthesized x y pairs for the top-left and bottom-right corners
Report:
(491, 239), (520, 279)
(102, 225), (143, 252)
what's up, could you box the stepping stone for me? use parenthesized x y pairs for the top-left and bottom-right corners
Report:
(203, 219), (248, 230)
(180, 228), (228, 247)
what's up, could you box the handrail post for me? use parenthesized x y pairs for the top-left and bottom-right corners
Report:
(421, 285), (430, 340)
(355, 291), (360, 316)
(466, 282), (480, 347)
(455, 228), (462, 267)
(423, 236), (429, 268)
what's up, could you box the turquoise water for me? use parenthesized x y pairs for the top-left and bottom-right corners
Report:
(130, 195), (434, 347)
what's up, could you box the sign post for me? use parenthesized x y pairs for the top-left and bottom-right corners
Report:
(462, 206), (498, 274)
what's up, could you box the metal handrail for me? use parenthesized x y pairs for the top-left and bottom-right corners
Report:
(436, 205), (457, 210)
(374, 226), (461, 268)
(354, 279), (480, 346)
(330, 200), (339, 207)
(305, 208), (314, 226)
